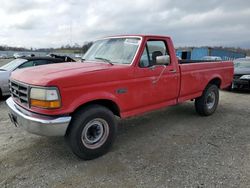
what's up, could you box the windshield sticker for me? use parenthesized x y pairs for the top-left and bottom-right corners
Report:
(124, 39), (140, 45)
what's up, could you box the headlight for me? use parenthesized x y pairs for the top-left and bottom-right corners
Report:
(30, 87), (61, 109)
(240, 75), (250, 80)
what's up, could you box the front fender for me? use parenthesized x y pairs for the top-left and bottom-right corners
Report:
(67, 91), (121, 113)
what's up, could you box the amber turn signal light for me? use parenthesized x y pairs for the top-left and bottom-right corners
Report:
(30, 99), (61, 109)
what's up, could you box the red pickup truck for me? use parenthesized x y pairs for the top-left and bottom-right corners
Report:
(7, 35), (233, 160)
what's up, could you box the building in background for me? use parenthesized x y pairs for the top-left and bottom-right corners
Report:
(176, 47), (246, 60)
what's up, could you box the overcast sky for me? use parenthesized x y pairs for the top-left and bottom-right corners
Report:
(0, 0), (250, 48)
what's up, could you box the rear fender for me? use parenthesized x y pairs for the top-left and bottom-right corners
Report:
(206, 75), (222, 89)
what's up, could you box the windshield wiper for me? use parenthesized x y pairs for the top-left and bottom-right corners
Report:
(94, 57), (114, 65)
(0, 69), (6, 71)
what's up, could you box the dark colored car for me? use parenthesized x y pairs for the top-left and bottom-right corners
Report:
(232, 58), (250, 90)
(0, 56), (75, 97)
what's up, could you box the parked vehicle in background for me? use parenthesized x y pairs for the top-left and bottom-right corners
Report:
(231, 58), (250, 90)
(6, 35), (233, 160)
(176, 56), (182, 60)
(0, 54), (8, 59)
(13, 53), (25, 59)
(202, 56), (222, 61)
(74, 54), (83, 59)
(48, 53), (75, 62)
(0, 56), (75, 97)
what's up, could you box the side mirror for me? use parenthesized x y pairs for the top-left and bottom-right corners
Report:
(156, 55), (170, 65)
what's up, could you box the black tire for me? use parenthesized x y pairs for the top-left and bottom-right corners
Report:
(195, 84), (219, 116)
(65, 105), (117, 160)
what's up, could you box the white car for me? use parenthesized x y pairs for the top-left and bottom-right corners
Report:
(13, 53), (25, 59)
(0, 54), (8, 59)
(0, 56), (75, 97)
(202, 56), (222, 61)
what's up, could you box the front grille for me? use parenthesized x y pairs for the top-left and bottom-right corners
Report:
(9, 80), (29, 107)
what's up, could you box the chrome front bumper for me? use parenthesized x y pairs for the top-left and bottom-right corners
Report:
(6, 97), (71, 136)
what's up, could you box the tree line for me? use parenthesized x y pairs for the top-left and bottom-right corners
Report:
(0, 42), (93, 54)
(1, 43), (250, 56)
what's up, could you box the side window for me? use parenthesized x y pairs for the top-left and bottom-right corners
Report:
(18, 61), (34, 69)
(139, 48), (150, 68)
(139, 40), (169, 68)
(33, 60), (50, 66)
(147, 41), (168, 65)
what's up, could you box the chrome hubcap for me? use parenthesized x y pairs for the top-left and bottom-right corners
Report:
(81, 118), (109, 149)
(206, 91), (216, 109)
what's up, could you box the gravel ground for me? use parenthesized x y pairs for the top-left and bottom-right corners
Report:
(0, 59), (250, 187)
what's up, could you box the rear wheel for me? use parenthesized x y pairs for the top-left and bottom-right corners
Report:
(66, 105), (117, 160)
(195, 84), (219, 116)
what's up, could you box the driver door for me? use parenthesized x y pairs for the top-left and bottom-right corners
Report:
(133, 40), (178, 108)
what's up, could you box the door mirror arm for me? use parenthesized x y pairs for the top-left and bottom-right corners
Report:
(149, 65), (156, 70)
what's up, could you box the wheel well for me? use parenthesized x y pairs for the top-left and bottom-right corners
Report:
(74, 99), (120, 117)
(208, 78), (221, 88)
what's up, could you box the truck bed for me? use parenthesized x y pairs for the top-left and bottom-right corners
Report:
(177, 61), (234, 103)
(179, 60), (222, 64)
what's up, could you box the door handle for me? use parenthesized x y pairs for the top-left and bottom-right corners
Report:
(169, 69), (176, 73)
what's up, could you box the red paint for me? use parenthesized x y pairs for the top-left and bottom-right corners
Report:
(11, 35), (234, 118)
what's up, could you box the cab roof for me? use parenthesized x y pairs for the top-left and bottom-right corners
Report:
(102, 34), (171, 39)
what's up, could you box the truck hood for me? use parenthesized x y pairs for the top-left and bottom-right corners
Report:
(11, 62), (114, 86)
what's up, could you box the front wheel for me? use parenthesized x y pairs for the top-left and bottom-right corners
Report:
(66, 105), (117, 160)
(195, 84), (219, 116)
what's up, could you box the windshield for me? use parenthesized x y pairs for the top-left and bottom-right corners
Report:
(0, 59), (27, 71)
(234, 61), (250, 68)
(83, 37), (141, 64)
